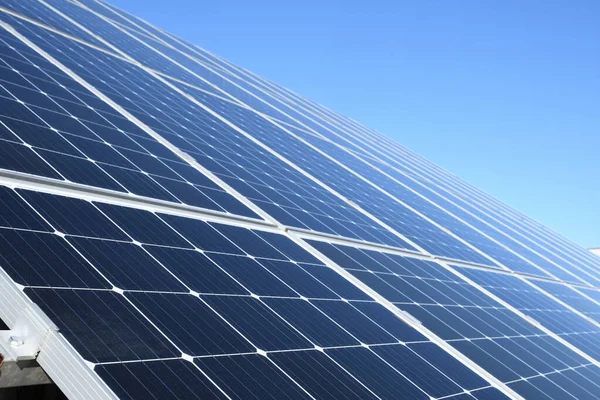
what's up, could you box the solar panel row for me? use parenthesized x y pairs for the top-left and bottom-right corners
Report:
(105, 23), (600, 290)
(49, 0), (600, 288)
(0, 24), (261, 219)
(0, 185), (511, 399)
(310, 241), (600, 400)
(141, 27), (600, 287)
(4, 1), (598, 286)
(0, 6), (534, 274)
(0, 2), (599, 400)
(1, 11), (420, 248)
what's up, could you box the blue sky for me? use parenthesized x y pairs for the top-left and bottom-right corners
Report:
(110, 0), (600, 249)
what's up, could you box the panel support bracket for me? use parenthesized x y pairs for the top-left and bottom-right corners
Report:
(0, 304), (57, 388)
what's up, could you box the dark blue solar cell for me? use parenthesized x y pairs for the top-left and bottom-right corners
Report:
(269, 350), (378, 399)
(493, 337), (554, 374)
(201, 189), (260, 218)
(36, 149), (125, 191)
(210, 223), (286, 260)
(0, 94), (44, 123)
(567, 368), (600, 397)
(451, 340), (520, 383)
(349, 270), (411, 303)
(419, 306), (485, 338)
(126, 292), (255, 356)
(201, 295), (312, 351)
(254, 231), (322, 264)
(122, 134), (178, 159)
(100, 164), (179, 201)
(450, 308), (500, 337)
(0, 139), (62, 179)
(151, 176), (223, 210)
(94, 204), (192, 248)
(257, 259), (339, 299)
(533, 280), (600, 320)
(117, 148), (180, 179)
(205, 253), (298, 297)
(0, 70), (34, 94)
(474, 340), (539, 378)
(0, 117), (82, 156)
(350, 302), (429, 343)
(26, 288), (179, 362)
(533, 376), (578, 399)
(96, 360), (227, 400)
(85, 127), (145, 152)
(372, 344), (464, 398)
(556, 332), (600, 361)
(64, 134), (137, 169)
(576, 364), (600, 387)
(336, 246), (392, 273)
(0, 229), (109, 288)
(28, 106), (95, 137)
(0, 186), (52, 231)
(408, 342), (489, 391)
(17, 189), (130, 239)
(325, 347), (428, 399)
(261, 298), (359, 347)
(444, 395), (476, 400)
(470, 387), (512, 400)
(512, 337), (567, 371)
(0, 120), (18, 142)
(307, 240), (369, 271)
(535, 335), (589, 367)
(401, 304), (463, 340)
(549, 370), (599, 400)
(161, 160), (221, 189)
(68, 237), (187, 292)
(378, 275), (436, 304)
(416, 280), (460, 304)
(311, 300), (397, 344)
(2, 83), (61, 111)
(143, 245), (248, 295)
(296, 263), (372, 301)
(508, 380), (553, 400)
(157, 214), (242, 253)
(195, 354), (311, 400)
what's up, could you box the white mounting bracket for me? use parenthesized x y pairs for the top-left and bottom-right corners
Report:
(0, 303), (58, 388)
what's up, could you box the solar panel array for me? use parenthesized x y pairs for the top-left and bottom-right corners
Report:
(0, 1), (599, 399)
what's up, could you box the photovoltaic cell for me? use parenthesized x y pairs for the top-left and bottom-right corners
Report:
(96, 360), (228, 400)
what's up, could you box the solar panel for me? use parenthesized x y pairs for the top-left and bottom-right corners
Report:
(0, 186), (510, 399)
(309, 241), (600, 399)
(0, 1), (599, 400)
(0, 23), (261, 220)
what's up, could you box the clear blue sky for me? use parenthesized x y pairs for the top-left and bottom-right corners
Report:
(110, 0), (600, 249)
